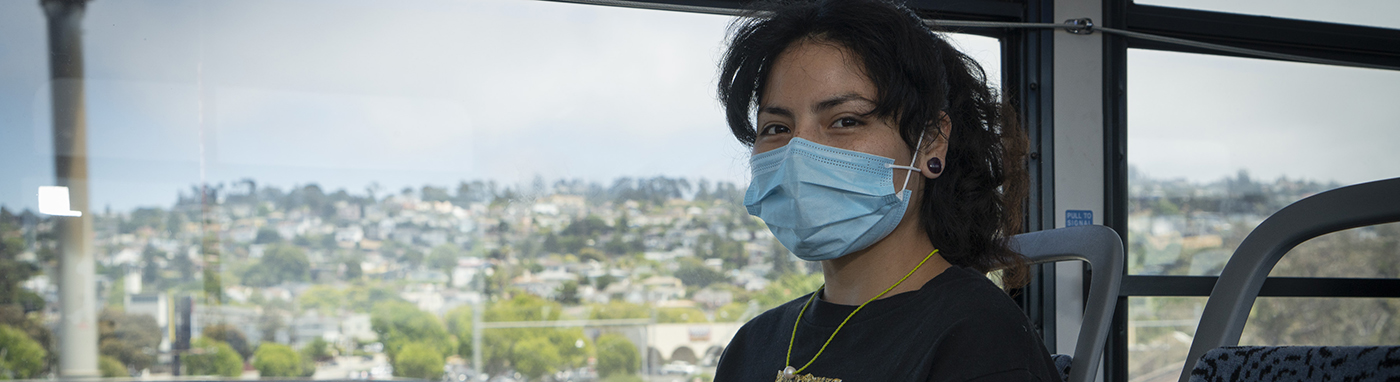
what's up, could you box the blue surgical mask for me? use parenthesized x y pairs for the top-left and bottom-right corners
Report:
(744, 135), (924, 261)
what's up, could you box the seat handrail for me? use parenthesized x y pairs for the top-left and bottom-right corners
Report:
(1011, 224), (1124, 382)
(1177, 177), (1400, 382)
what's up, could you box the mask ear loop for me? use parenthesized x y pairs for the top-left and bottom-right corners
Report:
(884, 130), (926, 201)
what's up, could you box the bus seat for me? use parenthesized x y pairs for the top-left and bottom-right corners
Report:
(1178, 177), (1400, 382)
(1189, 346), (1400, 382)
(1010, 224), (1126, 382)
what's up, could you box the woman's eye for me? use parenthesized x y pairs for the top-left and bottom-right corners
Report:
(832, 117), (862, 128)
(759, 124), (790, 136)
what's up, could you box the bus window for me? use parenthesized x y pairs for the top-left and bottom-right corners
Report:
(1125, 48), (1400, 381)
(0, 1), (1004, 380)
(1126, 49), (1400, 277)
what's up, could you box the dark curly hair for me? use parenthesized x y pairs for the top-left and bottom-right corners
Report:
(717, 0), (1031, 289)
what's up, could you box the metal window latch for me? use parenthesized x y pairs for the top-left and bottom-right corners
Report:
(1065, 18), (1094, 34)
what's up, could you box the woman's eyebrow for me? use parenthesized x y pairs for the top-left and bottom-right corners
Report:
(815, 93), (875, 112)
(759, 105), (795, 118)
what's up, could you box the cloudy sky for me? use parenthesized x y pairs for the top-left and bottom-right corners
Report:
(0, 0), (1395, 212)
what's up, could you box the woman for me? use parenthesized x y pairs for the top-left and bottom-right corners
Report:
(713, 0), (1058, 381)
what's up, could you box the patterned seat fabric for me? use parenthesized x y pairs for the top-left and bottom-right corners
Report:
(1188, 346), (1400, 382)
(1051, 354), (1072, 382)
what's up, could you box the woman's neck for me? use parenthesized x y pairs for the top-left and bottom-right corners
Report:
(819, 221), (951, 305)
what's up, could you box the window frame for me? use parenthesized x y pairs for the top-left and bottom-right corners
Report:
(1104, 2), (1400, 382)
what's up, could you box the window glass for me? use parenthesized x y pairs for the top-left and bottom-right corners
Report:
(1129, 296), (1400, 382)
(1128, 297), (1205, 382)
(0, 0), (1002, 379)
(1242, 297), (1400, 346)
(1134, 0), (1400, 30)
(1268, 223), (1400, 278)
(1126, 48), (1400, 277)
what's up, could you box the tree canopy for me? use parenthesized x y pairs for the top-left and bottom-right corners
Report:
(242, 244), (310, 287)
(0, 324), (46, 379)
(595, 333), (640, 377)
(370, 300), (454, 374)
(182, 337), (243, 377)
(394, 342), (445, 380)
(253, 343), (303, 377)
(98, 309), (162, 372)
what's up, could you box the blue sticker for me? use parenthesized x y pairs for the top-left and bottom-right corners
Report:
(1066, 210), (1094, 227)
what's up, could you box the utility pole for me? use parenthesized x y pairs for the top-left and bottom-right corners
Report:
(41, 0), (98, 378)
(472, 266), (487, 374)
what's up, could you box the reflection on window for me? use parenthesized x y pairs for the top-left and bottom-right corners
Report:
(1126, 49), (1400, 276)
(0, 1), (1003, 380)
(1135, 0), (1400, 29)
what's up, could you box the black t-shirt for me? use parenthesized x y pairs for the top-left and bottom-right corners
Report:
(714, 266), (1060, 382)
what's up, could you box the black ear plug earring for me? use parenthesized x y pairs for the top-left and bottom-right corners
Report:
(927, 158), (943, 174)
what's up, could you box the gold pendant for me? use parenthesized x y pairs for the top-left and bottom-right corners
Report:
(775, 370), (842, 382)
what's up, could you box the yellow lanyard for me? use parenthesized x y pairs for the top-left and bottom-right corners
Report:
(782, 249), (940, 378)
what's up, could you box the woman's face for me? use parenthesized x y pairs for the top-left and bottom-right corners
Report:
(754, 38), (926, 188)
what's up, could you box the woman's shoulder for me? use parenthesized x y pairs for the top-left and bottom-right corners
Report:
(922, 266), (1028, 318)
(915, 267), (1058, 382)
(714, 292), (814, 380)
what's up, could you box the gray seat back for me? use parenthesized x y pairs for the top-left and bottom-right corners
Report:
(1177, 177), (1400, 382)
(1010, 225), (1125, 382)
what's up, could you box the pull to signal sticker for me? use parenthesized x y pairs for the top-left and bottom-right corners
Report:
(1066, 210), (1093, 227)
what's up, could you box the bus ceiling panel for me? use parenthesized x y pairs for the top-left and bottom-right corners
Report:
(538, 0), (748, 16)
(905, 0), (1025, 21)
(1126, 4), (1400, 67)
(544, 0), (1027, 21)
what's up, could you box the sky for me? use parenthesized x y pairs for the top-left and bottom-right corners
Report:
(0, 0), (1395, 213)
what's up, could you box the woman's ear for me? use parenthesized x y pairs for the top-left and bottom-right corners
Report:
(921, 112), (952, 179)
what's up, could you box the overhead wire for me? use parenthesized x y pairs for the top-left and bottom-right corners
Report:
(544, 0), (1400, 72)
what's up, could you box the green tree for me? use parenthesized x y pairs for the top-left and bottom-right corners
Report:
(0, 212), (39, 305)
(253, 343), (303, 377)
(0, 324), (47, 379)
(298, 285), (345, 313)
(254, 227), (283, 244)
(370, 301), (454, 368)
(302, 337), (333, 362)
(401, 249), (425, 269)
(589, 302), (650, 320)
(242, 243), (310, 287)
(756, 273), (824, 310)
(481, 295), (592, 375)
(445, 305), (474, 359)
(770, 238), (795, 276)
(557, 280), (580, 304)
(716, 302), (751, 322)
(426, 244), (462, 272)
(99, 355), (127, 378)
(98, 309), (162, 372)
(394, 342), (446, 380)
(595, 333), (639, 377)
(0, 306), (54, 375)
(182, 337), (243, 377)
(202, 323), (253, 361)
(674, 258), (727, 289)
(511, 336), (562, 381)
(657, 307), (708, 323)
(298, 342), (321, 377)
